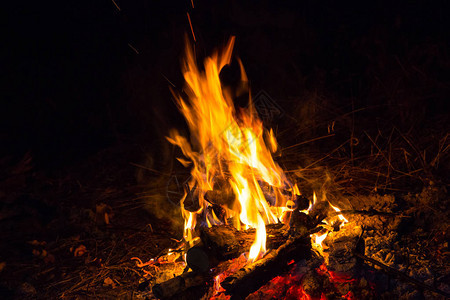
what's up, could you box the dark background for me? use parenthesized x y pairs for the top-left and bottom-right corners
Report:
(0, 1), (449, 297)
(2, 0), (449, 171)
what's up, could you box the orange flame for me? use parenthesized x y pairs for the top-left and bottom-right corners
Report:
(329, 202), (349, 229)
(168, 37), (293, 261)
(303, 193), (350, 260)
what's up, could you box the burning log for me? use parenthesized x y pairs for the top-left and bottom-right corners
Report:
(204, 177), (235, 209)
(201, 223), (288, 258)
(154, 225), (317, 299)
(186, 209), (318, 272)
(152, 271), (211, 299)
(204, 180), (309, 211)
(309, 200), (331, 224)
(186, 223), (288, 272)
(221, 233), (312, 299)
(323, 226), (363, 274)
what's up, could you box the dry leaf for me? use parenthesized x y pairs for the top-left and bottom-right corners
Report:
(0, 262), (5, 272)
(74, 245), (87, 257)
(103, 277), (116, 288)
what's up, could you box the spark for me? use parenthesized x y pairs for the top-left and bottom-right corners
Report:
(111, 0), (121, 11)
(128, 43), (139, 54)
(187, 13), (196, 42)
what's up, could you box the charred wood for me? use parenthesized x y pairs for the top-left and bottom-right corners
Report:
(152, 254), (247, 299)
(221, 234), (312, 299)
(324, 226), (363, 274)
(186, 223), (289, 272)
(204, 179), (235, 209)
(301, 270), (326, 298)
(289, 210), (314, 235)
(309, 200), (331, 225)
(152, 271), (211, 299)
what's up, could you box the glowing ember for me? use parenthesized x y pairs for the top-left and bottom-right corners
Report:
(167, 37), (295, 261)
(211, 254), (248, 299)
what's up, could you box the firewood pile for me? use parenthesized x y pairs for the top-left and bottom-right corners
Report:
(140, 188), (450, 300)
(136, 32), (450, 299)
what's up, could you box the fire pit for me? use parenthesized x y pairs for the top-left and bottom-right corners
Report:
(2, 2), (449, 299)
(138, 39), (449, 299)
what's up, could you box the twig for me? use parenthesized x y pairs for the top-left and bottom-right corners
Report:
(129, 162), (170, 176)
(354, 252), (450, 298)
(302, 140), (351, 170)
(329, 209), (406, 218)
(283, 134), (335, 151)
(395, 127), (427, 171)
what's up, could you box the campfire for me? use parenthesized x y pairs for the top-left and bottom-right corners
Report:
(3, 1), (450, 299)
(142, 38), (388, 299)
(166, 36), (300, 261)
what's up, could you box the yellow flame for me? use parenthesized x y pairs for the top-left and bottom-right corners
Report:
(329, 202), (349, 229)
(308, 199), (351, 261)
(292, 184), (301, 196)
(310, 231), (328, 259)
(303, 191), (317, 213)
(266, 128), (278, 153)
(168, 37), (293, 261)
(314, 232), (328, 247)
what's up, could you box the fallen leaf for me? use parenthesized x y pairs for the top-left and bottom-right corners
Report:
(74, 245), (87, 257)
(103, 277), (116, 288)
(0, 262), (5, 272)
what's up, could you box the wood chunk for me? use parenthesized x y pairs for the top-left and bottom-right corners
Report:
(186, 246), (216, 273)
(152, 271), (210, 299)
(301, 270), (325, 298)
(324, 226), (362, 274)
(205, 187), (234, 208)
(309, 200), (331, 224)
(198, 223), (288, 261)
(221, 234), (311, 299)
(289, 210), (313, 235)
(185, 212), (315, 273)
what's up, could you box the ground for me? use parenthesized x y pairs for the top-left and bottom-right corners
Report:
(2, 1), (449, 299)
(0, 138), (448, 299)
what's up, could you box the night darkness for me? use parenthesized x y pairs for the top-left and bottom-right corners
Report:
(1, 0), (449, 298)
